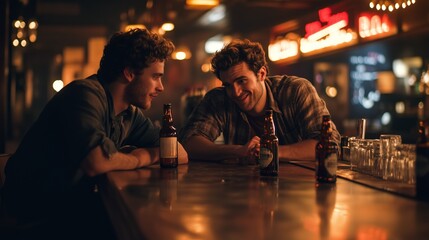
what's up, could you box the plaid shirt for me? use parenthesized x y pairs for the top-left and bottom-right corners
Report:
(179, 75), (340, 146)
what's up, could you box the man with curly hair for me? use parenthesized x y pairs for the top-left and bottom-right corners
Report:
(2, 29), (188, 239)
(180, 39), (340, 162)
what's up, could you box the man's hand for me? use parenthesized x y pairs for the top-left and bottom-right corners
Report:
(242, 136), (260, 158)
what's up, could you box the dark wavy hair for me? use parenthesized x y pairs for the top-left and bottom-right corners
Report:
(97, 28), (175, 83)
(211, 39), (268, 80)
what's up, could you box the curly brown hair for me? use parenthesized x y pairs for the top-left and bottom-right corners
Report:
(97, 28), (175, 83)
(210, 39), (268, 80)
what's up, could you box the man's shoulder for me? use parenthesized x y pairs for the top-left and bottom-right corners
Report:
(268, 75), (310, 86)
(60, 76), (106, 98)
(268, 75), (307, 90)
(67, 76), (103, 90)
(204, 86), (227, 99)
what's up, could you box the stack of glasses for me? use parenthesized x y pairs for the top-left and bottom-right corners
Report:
(344, 134), (416, 184)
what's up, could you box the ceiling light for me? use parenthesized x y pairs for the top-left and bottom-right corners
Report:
(369, 0), (416, 11)
(186, 0), (219, 8)
(198, 4), (225, 25)
(161, 22), (175, 31)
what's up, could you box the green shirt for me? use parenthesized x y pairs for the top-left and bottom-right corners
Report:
(3, 75), (159, 219)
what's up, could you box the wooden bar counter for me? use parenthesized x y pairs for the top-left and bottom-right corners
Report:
(100, 161), (429, 240)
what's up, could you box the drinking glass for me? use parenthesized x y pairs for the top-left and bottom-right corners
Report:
(395, 144), (416, 184)
(380, 134), (402, 181)
(349, 137), (359, 171)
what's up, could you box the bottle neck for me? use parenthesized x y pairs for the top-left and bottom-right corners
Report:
(264, 114), (275, 135)
(320, 119), (332, 142)
(163, 107), (173, 125)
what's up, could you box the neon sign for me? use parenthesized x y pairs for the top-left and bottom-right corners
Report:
(358, 13), (396, 39)
(300, 7), (357, 55)
(268, 33), (299, 62)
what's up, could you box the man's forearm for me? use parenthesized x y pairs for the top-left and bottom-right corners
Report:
(279, 139), (318, 161)
(82, 146), (160, 176)
(183, 136), (246, 161)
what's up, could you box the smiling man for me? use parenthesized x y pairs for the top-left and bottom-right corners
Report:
(2, 29), (188, 239)
(179, 39), (340, 162)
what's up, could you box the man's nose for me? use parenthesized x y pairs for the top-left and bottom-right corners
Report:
(157, 80), (164, 92)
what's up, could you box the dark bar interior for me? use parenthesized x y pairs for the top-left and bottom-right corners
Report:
(2, 0), (429, 239)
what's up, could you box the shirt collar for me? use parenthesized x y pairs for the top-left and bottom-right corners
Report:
(90, 74), (132, 119)
(264, 78), (282, 114)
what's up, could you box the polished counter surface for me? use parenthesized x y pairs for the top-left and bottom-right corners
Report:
(101, 161), (429, 240)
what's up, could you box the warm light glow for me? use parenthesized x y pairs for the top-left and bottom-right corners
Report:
(358, 13), (394, 39)
(17, 31), (23, 39)
(53, 80), (64, 92)
(20, 39), (27, 47)
(300, 29), (357, 54)
(12, 17), (38, 46)
(172, 47), (192, 60)
(392, 60), (408, 78)
(370, 0), (416, 11)
(12, 39), (19, 47)
(268, 38), (299, 61)
(325, 86), (338, 98)
(161, 22), (175, 31)
(157, 28), (165, 35)
(204, 35), (231, 53)
(186, 0), (219, 7)
(395, 101), (405, 114)
(419, 101), (425, 118)
(14, 20), (21, 28)
(124, 24), (146, 32)
(377, 71), (395, 93)
(29, 33), (37, 42)
(205, 40), (224, 53)
(201, 63), (211, 73)
(29, 21), (38, 29)
(175, 51), (187, 60)
(301, 8), (357, 55)
(308, 20), (347, 41)
(305, 8), (349, 38)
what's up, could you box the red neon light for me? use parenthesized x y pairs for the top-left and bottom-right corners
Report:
(305, 7), (349, 38)
(358, 13), (393, 38)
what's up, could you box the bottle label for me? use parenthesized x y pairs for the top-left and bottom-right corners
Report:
(324, 153), (337, 176)
(259, 147), (273, 168)
(160, 137), (178, 158)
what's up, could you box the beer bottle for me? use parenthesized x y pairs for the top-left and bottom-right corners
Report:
(416, 119), (429, 200)
(160, 103), (178, 168)
(316, 115), (338, 183)
(259, 109), (279, 176)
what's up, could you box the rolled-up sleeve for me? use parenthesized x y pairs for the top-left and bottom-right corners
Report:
(179, 88), (226, 143)
(57, 81), (116, 166)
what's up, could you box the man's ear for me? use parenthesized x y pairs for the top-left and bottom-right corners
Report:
(123, 67), (134, 83)
(258, 66), (267, 81)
